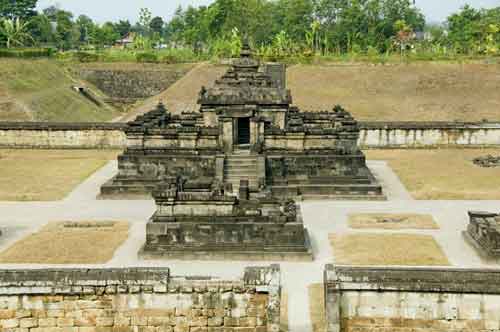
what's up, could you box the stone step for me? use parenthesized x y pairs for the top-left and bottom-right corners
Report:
(224, 176), (259, 181)
(224, 165), (258, 172)
(225, 161), (257, 166)
(226, 155), (258, 161)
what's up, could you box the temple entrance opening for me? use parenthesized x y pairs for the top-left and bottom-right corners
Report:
(236, 117), (251, 146)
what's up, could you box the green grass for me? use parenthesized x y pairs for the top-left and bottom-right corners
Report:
(0, 58), (119, 122)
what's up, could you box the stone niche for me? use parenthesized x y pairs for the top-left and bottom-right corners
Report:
(139, 177), (313, 261)
(464, 211), (500, 260)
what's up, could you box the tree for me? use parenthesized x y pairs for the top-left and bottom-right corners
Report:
(28, 14), (53, 45)
(93, 22), (119, 47)
(115, 20), (131, 38)
(138, 7), (152, 36)
(75, 15), (95, 45)
(0, 17), (33, 48)
(447, 5), (483, 53)
(54, 10), (76, 50)
(0, 0), (37, 20)
(150, 16), (164, 35)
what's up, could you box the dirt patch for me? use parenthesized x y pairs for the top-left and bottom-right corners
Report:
(365, 149), (500, 200)
(309, 284), (327, 332)
(330, 233), (450, 266)
(0, 149), (118, 201)
(349, 214), (439, 230)
(288, 63), (500, 122)
(0, 221), (129, 264)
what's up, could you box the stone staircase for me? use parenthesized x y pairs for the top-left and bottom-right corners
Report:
(224, 151), (259, 194)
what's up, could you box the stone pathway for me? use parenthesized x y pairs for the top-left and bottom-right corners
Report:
(1, 160), (500, 332)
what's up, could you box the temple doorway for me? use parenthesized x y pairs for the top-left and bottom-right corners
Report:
(236, 118), (250, 146)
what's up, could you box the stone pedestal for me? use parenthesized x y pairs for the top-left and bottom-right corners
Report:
(464, 211), (500, 261)
(139, 178), (313, 261)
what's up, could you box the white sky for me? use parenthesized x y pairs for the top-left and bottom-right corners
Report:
(36, 0), (500, 24)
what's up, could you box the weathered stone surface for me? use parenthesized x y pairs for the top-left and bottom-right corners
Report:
(0, 267), (280, 332)
(324, 265), (500, 332)
(465, 211), (500, 260)
(101, 43), (383, 200)
(140, 178), (312, 261)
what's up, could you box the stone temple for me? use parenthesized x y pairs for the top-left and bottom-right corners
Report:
(101, 43), (383, 201)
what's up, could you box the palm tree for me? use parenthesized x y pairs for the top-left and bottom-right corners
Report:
(0, 18), (33, 48)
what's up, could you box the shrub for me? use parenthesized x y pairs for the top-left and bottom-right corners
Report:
(136, 52), (158, 63)
(74, 51), (99, 63)
(0, 48), (54, 58)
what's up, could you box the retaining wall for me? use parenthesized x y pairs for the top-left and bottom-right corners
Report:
(324, 265), (500, 332)
(0, 265), (280, 332)
(76, 67), (192, 99)
(1, 122), (500, 149)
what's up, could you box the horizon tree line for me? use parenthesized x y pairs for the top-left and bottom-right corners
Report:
(0, 0), (498, 57)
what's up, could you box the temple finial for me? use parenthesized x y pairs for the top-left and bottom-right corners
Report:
(240, 36), (252, 58)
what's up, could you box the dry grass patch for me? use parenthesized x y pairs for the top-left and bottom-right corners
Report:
(281, 291), (288, 332)
(330, 233), (450, 266)
(0, 149), (118, 201)
(288, 63), (500, 122)
(0, 221), (129, 264)
(349, 214), (439, 230)
(309, 283), (327, 332)
(365, 149), (500, 200)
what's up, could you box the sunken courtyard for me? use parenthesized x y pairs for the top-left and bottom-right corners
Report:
(2, 46), (500, 332)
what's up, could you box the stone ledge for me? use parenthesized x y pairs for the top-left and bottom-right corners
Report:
(1, 121), (499, 131)
(359, 121), (500, 130)
(0, 122), (126, 130)
(325, 264), (500, 294)
(0, 268), (170, 288)
(0, 266), (281, 296)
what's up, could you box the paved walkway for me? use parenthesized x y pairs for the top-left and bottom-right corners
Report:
(1, 160), (500, 332)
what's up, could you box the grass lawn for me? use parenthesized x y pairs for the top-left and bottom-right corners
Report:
(288, 63), (500, 122)
(330, 233), (450, 266)
(0, 149), (118, 201)
(349, 214), (439, 230)
(0, 221), (129, 264)
(365, 149), (500, 200)
(309, 284), (327, 332)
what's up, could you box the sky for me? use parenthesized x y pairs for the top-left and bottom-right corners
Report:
(36, 0), (500, 24)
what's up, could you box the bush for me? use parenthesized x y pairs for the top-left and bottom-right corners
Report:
(136, 52), (158, 63)
(74, 51), (99, 63)
(0, 48), (54, 58)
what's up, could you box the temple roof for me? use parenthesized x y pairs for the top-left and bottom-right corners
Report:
(198, 42), (291, 107)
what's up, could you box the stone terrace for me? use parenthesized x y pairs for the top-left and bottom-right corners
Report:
(1, 159), (500, 331)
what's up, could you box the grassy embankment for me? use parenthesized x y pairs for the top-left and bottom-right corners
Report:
(0, 58), (119, 122)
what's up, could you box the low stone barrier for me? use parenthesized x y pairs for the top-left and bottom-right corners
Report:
(0, 122), (126, 149)
(359, 121), (500, 148)
(1, 122), (500, 149)
(324, 265), (500, 332)
(0, 265), (281, 331)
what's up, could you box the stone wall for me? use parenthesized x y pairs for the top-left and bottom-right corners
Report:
(77, 66), (192, 99)
(324, 265), (500, 332)
(0, 122), (126, 149)
(0, 266), (280, 332)
(359, 122), (500, 148)
(1, 122), (500, 149)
